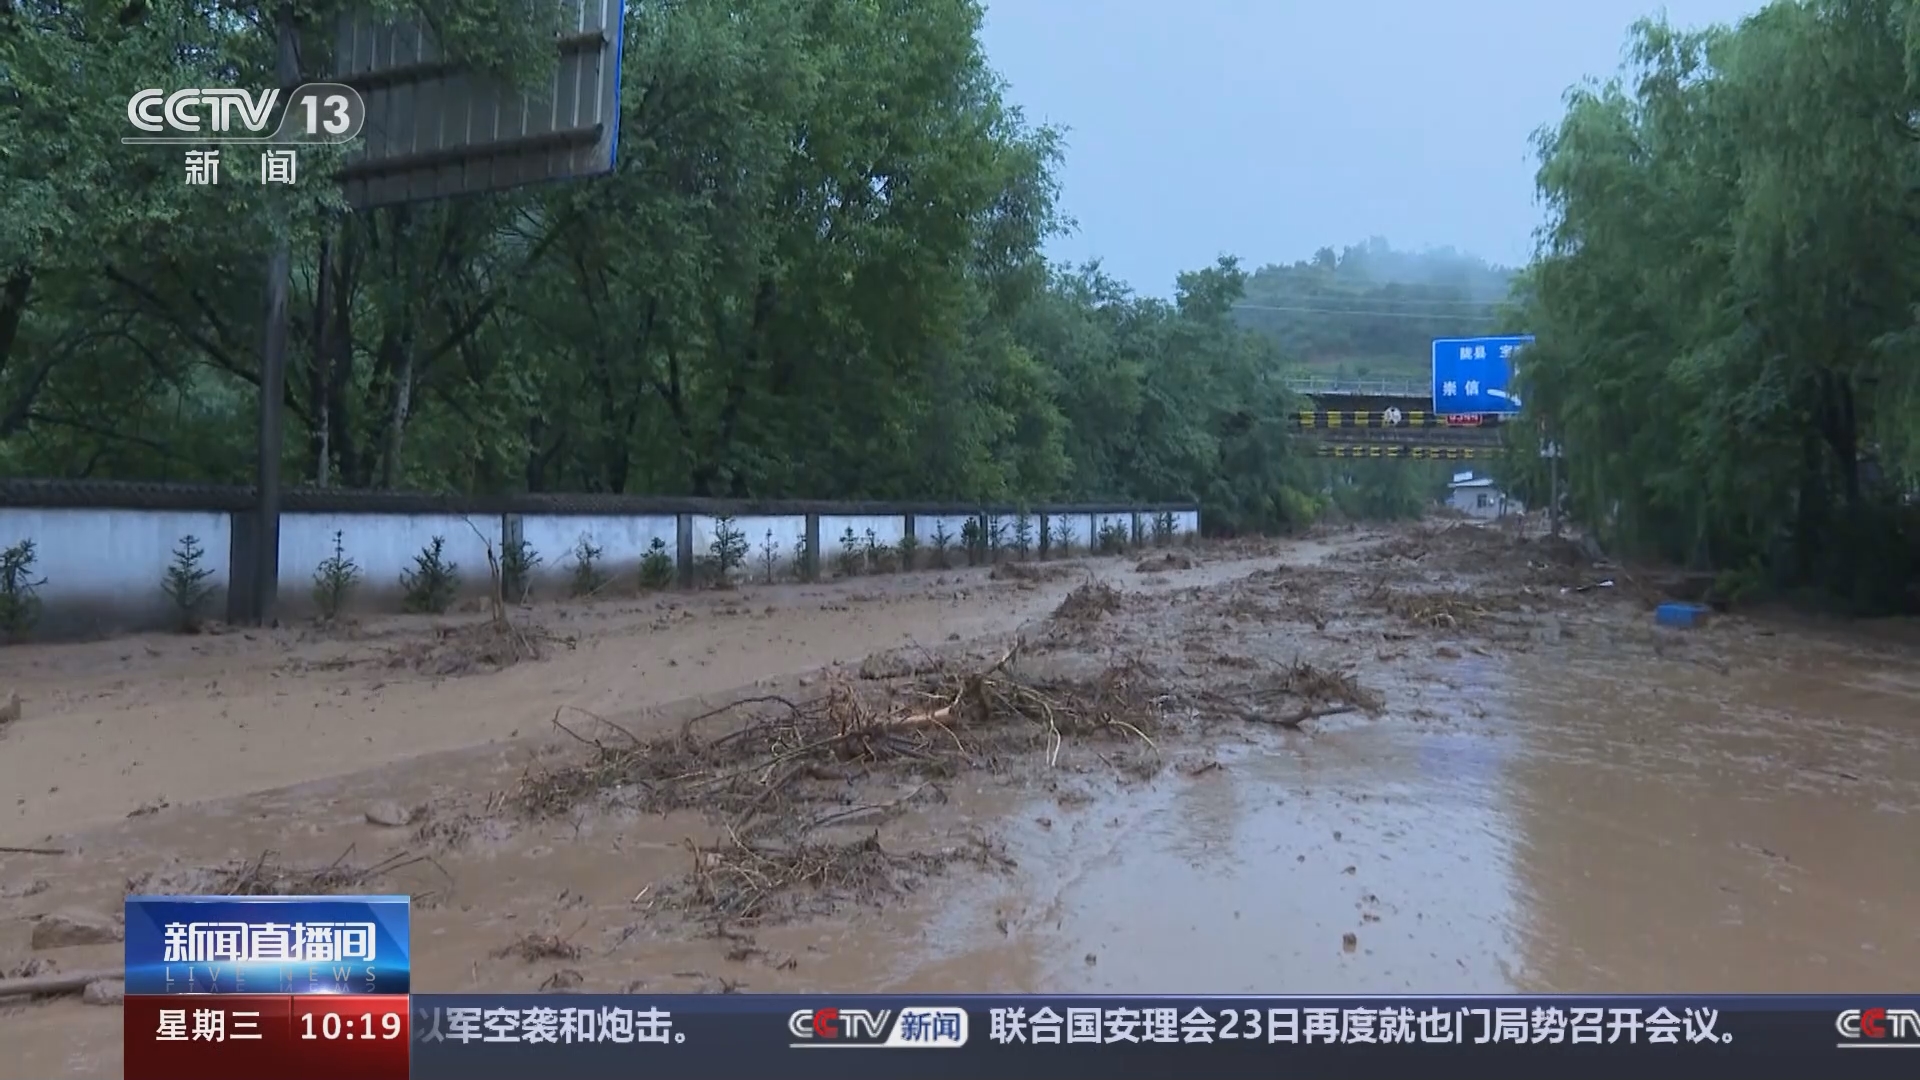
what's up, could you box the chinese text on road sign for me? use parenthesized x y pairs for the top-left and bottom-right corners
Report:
(1431, 335), (1533, 416)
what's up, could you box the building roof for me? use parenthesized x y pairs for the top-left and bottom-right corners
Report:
(1449, 478), (1497, 489)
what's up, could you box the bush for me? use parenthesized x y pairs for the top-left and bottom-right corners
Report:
(1097, 520), (1129, 556)
(960, 517), (984, 566)
(1051, 515), (1077, 558)
(401, 536), (460, 614)
(929, 520), (954, 569)
(0, 539), (45, 643)
(758, 530), (783, 584)
(639, 537), (675, 591)
(863, 527), (893, 572)
(501, 539), (542, 603)
(836, 526), (863, 578)
(1152, 512), (1177, 546)
(162, 534), (217, 631)
(709, 515), (749, 584)
(570, 535), (606, 597)
(795, 529), (816, 581)
(897, 533), (920, 571)
(311, 531), (360, 621)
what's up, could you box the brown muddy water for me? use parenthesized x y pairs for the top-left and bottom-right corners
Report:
(1, 524), (1915, 1079)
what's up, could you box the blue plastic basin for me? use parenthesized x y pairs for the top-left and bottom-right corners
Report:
(1655, 602), (1709, 629)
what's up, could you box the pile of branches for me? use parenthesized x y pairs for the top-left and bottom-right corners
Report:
(511, 640), (1160, 828)
(1190, 658), (1384, 730)
(125, 846), (446, 899)
(507, 640), (1158, 924)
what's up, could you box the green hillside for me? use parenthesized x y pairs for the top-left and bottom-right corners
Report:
(1234, 238), (1517, 379)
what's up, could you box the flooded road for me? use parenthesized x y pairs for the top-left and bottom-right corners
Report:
(2, 523), (1916, 1077)
(915, 627), (1920, 995)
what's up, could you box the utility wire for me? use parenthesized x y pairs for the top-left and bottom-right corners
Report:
(1231, 303), (1499, 323)
(1238, 294), (1503, 308)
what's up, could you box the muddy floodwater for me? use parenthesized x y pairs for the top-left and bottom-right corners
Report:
(0, 521), (1915, 1078)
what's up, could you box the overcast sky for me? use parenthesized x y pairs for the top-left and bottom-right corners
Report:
(979, 0), (1764, 295)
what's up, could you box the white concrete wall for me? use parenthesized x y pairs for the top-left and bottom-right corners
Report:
(917, 514), (973, 550)
(1046, 513), (1085, 552)
(0, 502), (1199, 637)
(732, 516), (809, 579)
(0, 508), (233, 635)
(520, 514), (677, 592)
(1093, 511), (1134, 548)
(280, 512), (498, 616)
(821, 515), (906, 553)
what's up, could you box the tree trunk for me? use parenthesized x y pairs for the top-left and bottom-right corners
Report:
(379, 338), (415, 489)
(310, 223), (334, 485)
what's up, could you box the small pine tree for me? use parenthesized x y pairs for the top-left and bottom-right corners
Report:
(794, 529), (816, 581)
(311, 531), (360, 621)
(986, 515), (1008, 561)
(896, 533), (920, 571)
(1051, 515), (1076, 558)
(638, 537), (675, 590)
(960, 518), (983, 566)
(759, 530), (783, 584)
(1153, 512), (1177, 546)
(162, 534), (217, 631)
(836, 526), (862, 578)
(1013, 513), (1035, 559)
(570, 535), (607, 597)
(401, 536), (461, 614)
(501, 539), (542, 603)
(929, 520), (953, 570)
(0, 540), (45, 643)
(709, 515), (749, 585)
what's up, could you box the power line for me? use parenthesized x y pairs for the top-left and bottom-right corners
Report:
(1240, 294), (1503, 309)
(1231, 303), (1498, 323)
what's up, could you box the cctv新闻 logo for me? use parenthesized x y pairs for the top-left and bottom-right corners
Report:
(127, 89), (281, 136)
(787, 1006), (968, 1048)
(1835, 1007), (1920, 1047)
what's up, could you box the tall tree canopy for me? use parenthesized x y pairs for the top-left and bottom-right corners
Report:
(0, 0), (1349, 534)
(1504, 0), (1920, 610)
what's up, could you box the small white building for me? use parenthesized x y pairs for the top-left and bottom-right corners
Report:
(1446, 471), (1517, 519)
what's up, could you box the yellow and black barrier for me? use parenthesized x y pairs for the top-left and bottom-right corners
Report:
(1313, 445), (1504, 459)
(1295, 409), (1448, 429)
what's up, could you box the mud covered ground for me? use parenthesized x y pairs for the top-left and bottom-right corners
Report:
(2, 518), (1917, 1078)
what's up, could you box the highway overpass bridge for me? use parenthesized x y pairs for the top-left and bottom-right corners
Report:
(1282, 376), (1509, 458)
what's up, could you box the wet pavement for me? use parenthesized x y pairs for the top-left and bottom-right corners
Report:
(908, 627), (1920, 995)
(3, 525), (1917, 1078)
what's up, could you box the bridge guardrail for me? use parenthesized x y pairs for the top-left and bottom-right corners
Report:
(1283, 376), (1430, 398)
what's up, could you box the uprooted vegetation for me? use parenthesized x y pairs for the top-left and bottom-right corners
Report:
(1050, 581), (1122, 622)
(125, 847), (449, 903)
(1189, 658), (1385, 729)
(1378, 587), (1511, 631)
(512, 642), (1159, 826)
(381, 616), (575, 677)
(1344, 520), (1596, 586)
(507, 642), (1161, 922)
(499, 633), (1391, 924)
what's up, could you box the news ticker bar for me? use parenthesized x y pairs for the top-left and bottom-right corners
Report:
(124, 995), (1920, 1080)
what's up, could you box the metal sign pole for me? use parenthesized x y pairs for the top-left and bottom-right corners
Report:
(1549, 448), (1560, 539)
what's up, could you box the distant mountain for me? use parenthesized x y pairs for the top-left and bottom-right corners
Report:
(1235, 237), (1517, 378)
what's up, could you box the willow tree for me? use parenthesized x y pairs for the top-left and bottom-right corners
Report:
(1512, 1), (1920, 609)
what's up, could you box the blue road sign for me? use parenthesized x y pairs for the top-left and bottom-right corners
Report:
(1431, 335), (1533, 415)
